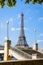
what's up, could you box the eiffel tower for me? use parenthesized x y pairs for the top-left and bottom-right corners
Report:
(16, 13), (28, 47)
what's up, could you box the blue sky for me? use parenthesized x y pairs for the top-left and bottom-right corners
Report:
(0, 0), (43, 49)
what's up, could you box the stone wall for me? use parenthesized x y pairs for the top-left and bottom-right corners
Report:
(0, 59), (43, 65)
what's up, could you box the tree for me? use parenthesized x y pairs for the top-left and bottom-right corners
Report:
(25, 0), (43, 4)
(0, 0), (16, 8)
(0, 0), (43, 8)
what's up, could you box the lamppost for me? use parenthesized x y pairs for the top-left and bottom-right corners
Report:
(6, 21), (9, 40)
(4, 21), (11, 61)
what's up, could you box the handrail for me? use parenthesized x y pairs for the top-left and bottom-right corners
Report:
(10, 47), (32, 59)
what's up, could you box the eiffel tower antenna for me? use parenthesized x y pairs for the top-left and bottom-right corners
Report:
(16, 13), (28, 47)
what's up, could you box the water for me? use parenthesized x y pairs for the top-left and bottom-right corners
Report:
(0, 56), (17, 61)
(12, 57), (17, 60)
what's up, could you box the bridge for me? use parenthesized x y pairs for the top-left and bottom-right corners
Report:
(0, 59), (43, 65)
(0, 47), (32, 60)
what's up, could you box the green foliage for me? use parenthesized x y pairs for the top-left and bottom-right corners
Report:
(12, 0), (16, 6)
(7, 0), (12, 7)
(37, 0), (43, 4)
(7, 0), (16, 7)
(0, 0), (43, 8)
(32, 0), (37, 4)
(25, 0), (43, 4)
(0, 0), (16, 7)
(25, 0), (31, 4)
(0, 0), (5, 8)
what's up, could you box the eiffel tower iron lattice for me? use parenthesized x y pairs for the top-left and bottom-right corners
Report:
(16, 13), (28, 46)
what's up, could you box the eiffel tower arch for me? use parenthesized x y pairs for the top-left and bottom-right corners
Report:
(15, 13), (28, 47)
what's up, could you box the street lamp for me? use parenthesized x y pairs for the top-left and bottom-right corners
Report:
(6, 21), (9, 40)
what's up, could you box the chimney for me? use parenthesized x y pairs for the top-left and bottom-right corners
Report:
(32, 43), (38, 51)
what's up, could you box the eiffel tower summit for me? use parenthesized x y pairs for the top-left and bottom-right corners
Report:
(16, 13), (28, 47)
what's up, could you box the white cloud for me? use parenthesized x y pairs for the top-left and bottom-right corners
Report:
(11, 27), (15, 31)
(16, 27), (28, 31)
(24, 27), (28, 30)
(4, 36), (8, 40)
(39, 33), (43, 37)
(11, 27), (29, 31)
(37, 40), (43, 43)
(6, 18), (14, 25)
(16, 28), (20, 31)
(9, 18), (14, 22)
(6, 18), (14, 23)
(38, 17), (43, 21)
(18, 14), (21, 18)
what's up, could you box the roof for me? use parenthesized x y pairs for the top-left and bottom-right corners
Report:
(22, 49), (43, 58)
